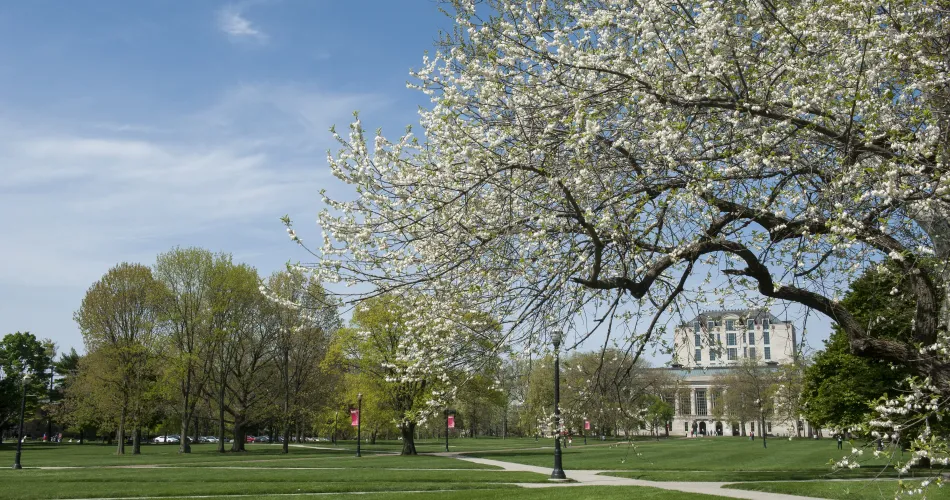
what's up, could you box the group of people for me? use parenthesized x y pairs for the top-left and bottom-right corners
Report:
(42, 432), (63, 443)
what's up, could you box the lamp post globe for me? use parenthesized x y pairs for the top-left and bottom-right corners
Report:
(13, 372), (32, 470)
(550, 332), (567, 481)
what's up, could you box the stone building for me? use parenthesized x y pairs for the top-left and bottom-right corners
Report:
(666, 309), (810, 437)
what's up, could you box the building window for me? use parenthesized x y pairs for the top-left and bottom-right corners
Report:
(763, 319), (770, 331)
(685, 422), (689, 432)
(710, 390), (720, 414)
(768, 422), (773, 433)
(764, 347), (771, 360)
(726, 319), (736, 331)
(748, 331), (755, 344)
(694, 333), (701, 347)
(749, 347), (756, 359)
(726, 332), (737, 345)
(693, 321), (701, 333)
(707, 320), (715, 331)
(710, 349), (717, 361)
(727, 348), (738, 360)
(679, 393), (691, 415)
(695, 389), (707, 416)
(694, 349), (702, 362)
(763, 330), (770, 345)
(747, 319), (754, 330)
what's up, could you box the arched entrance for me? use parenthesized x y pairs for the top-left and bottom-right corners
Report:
(699, 422), (707, 436)
(732, 423), (740, 436)
(715, 422), (723, 436)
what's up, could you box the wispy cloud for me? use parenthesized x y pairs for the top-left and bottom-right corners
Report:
(217, 4), (267, 41)
(0, 83), (384, 291)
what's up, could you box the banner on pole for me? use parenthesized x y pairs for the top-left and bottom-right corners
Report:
(447, 415), (455, 429)
(584, 420), (591, 430)
(350, 409), (359, 427)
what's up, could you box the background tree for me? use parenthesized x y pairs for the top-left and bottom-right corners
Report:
(202, 261), (262, 452)
(265, 268), (340, 453)
(645, 396), (675, 440)
(803, 264), (916, 432)
(153, 247), (221, 454)
(712, 358), (777, 447)
(336, 294), (494, 455)
(0, 332), (54, 442)
(74, 262), (163, 454)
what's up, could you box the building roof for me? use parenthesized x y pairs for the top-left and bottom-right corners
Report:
(683, 308), (788, 326)
(659, 364), (781, 379)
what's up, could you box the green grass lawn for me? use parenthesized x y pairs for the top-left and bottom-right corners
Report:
(0, 437), (929, 499)
(726, 480), (950, 499)
(467, 436), (904, 479)
(0, 442), (725, 500)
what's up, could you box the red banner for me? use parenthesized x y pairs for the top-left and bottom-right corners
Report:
(447, 415), (455, 429)
(350, 409), (359, 427)
(584, 420), (591, 430)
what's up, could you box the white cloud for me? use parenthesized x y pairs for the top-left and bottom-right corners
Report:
(217, 4), (267, 41)
(0, 83), (383, 307)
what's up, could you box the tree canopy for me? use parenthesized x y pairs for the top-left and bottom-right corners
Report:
(307, 0), (950, 386)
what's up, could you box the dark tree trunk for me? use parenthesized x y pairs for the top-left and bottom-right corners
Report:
(179, 399), (192, 453)
(371, 427), (378, 445)
(400, 423), (418, 455)
(132, 428), (141, 455)
(282, 422), (290, 453)
(79, 429), (84, 445)
(194, 415), (200, 448)
(231, 418), (246, 452)
(217, 383), (226, 453)
(116, 404), (127, 455)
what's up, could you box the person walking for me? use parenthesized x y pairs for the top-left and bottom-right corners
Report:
(837, 434), (843, 450)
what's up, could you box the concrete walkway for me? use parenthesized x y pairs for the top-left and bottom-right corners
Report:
(447, 456), (826, 500)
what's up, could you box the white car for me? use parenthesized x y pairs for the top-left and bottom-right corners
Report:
(153, 435), (181, 444)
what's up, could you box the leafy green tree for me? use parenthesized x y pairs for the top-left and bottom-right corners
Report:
(202, 260), (265, 452)
(802, 264), (916, 432)
(711, 357), (777, 447)
(74, 262), (164, 454)
(153, 247), (222, 453)
(0, 332), (55, 441)
(645, 396), (674, 440)
(266, 268), (340, 453)
(338, 294), (493, 455)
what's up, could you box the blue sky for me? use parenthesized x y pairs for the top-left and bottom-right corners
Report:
(0, 0), (832, 361)
(0, 0), (452, 355)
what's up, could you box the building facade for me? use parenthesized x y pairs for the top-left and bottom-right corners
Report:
(666, 309), (810, 437)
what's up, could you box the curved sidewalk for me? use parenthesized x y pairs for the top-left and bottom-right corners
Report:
(440, 455), (826, 500)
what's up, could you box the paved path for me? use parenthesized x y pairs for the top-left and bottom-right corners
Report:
(444, 455), (827, 500)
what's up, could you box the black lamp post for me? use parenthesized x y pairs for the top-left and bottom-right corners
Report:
(13, 372), (32, 470)
(356, 393), (362, 458)
(444, 409), (456, 452)
(550, 332), (567, 481)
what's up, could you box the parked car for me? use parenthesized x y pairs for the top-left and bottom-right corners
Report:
(254, 436), (270, 443)
(153, 435), (181, 444)
(246, 435), (256, 443)
(202, 436), (219, 443)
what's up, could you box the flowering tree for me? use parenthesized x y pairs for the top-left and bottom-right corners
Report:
(336, 294), (498, 454)
(305, 0), (950, 489)
(312, 0), (949, 377)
